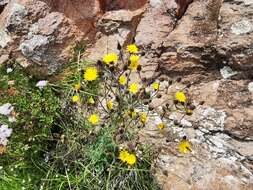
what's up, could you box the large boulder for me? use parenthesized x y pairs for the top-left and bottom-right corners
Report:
(85, 8), (145, 62)
(159, 0), (253, 80)
(42, 0), (101, 38)
(0, 0), (84, 77)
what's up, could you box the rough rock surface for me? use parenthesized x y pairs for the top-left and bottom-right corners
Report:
(42, 0), (101, 38)
(1, 0), (253, 189)
(0, 0), (84, 77)
(85, 8), (145, 62)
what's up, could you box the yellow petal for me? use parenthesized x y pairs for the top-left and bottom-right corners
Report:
(179, 140), (191, 154)
(72, 95), (79, 102)
(175, 91), (186, 103)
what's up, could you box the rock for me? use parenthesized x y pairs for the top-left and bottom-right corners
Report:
(6, 67), (13, 73)
(153, 0), (253, 83)
(0, 0), (9, 6)
(19, 12), (83, 75)
(85, 8), (144, 62)
(0, 0), (8, 14)
(35, 80), (48, 89)
(42, 0), (101, 38)
(220, 66), (238, 79)
(154, 149), (253, 190)
(101, 0), (147, 11)
(216, 1), (253, 71)
(0, 54), (9, 64)
(0, 0), (84, 77)
(135, 0), (177, 79)
(158, 0), (223, 81)
(248, 82), (253, 92)
(0, 30), (11, 48)
(231, 19), (252, 35)
(140, 103), (253, 190)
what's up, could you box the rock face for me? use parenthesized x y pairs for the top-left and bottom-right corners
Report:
(42, 0), (101, 38)
(0, 0), (84, 77)
(85, 8), (145, 62)
(1, 0), (253, 189)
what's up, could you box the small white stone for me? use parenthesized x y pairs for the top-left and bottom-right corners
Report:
(36, 80), (48, 89)
(0, 103), (14, 115)
(6, 68), (13, 73)
(220, 66), (238, 79)
(248, 82), (253, 92)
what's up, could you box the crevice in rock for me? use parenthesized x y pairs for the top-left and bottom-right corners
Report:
(0, 0), (8, 14)
(202, 129), (253, 142)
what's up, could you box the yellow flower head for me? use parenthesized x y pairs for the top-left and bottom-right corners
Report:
(152, 82), (159, 91)
(88, 97), (95, 104)
(88, 114), (99, 125)
(74, 83), (81, 91)
(106, 100), (113, 110)
(130, 109), (137, 119)
(119, 150), (130, 163)
(103, 53), (118, 65)
(119, 75), (127, 86)
(129, 61), (139, 71)
(72, 95), (79, 103)
(129, 83), (139, 94)
(127, 44), (139, 54)
(126, 153), (137, 166)
(186, 109), (193, 115)
(179, 139), (191, 154)
(140, 112), (147, 124)
(157, 123), (165, 130)
(84, 67), (98, 81)
(175, 91), (186, 103)
(130, 55), (140, 63)
(119, 150), (137, 166)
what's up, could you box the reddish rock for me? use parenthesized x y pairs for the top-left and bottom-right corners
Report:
(101, 0), (147, 11)
(0, 0), (84, 77)
(42, 0), (101, 38)
(85, 8), (145, 62)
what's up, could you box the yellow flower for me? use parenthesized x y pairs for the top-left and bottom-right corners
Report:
(130, 55), (140, 63)
(126, 153), (137, 166)
(157, 123), (165, 129)
(74, 83), (81, 91)
(119, 75), (127, 85)
(129, 55), (140, 71)
(88, 114), (99, 125)
(103, 53), (118, 65)
(119, 150), (137, 166)
(130, 110), (137, 119)
(179, 139), (191, 154)
(106, 100), (113, 110)
(129, 83), (139, 94)
(72, 95), (79, 103)
(186, 109), (193, 115)
(129, 61), (139, 71)
(152, 82), (159, 91)
(119, 150), (130, 163)
(140, 112), (147, 124)
(127, 44), (138, 54)
(175, 91), (186, 103)
(84, 67), (98, 81)
(88, 97), (95, 104)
